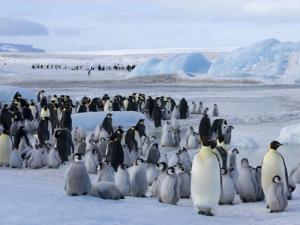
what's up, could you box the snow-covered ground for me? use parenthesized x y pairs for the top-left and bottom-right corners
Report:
(1, 52), (300, 224)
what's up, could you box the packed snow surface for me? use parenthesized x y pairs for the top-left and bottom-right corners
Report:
(278, 123), (300, 144)
(132, 53), (211, 76)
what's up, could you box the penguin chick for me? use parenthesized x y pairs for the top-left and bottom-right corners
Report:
(178, 163), (191, 198)
(159, 167), (180, 205)
(64, 153), (91, 196)
(129, 158), (148, 197)
(91, 182), (124, 200)
(47, 148), (61, 169)
(267, 175), (288, 213)
(97, 161), (115, 183)
(28, 144), (44, 169)
(85, 149), (98, 174)
(152, 162), (168, 197)
(9, 148), (23, 169)
(255, 166), (265, 201)
(219, 168), (235, 205)
(115, 164), (130, 196)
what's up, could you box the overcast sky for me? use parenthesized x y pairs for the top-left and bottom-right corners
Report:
(0, 0), (300, 51)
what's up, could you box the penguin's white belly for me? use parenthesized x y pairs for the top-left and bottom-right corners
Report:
(0, 135), (12, 164)
(262, 153), (286, 195)
(191, 153), (220, 209)
(187, 136), (198, 149)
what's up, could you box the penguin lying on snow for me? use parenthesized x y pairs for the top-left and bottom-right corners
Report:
(266, 175), (288, 213)
(91, 182), (124, 200)
(65, 153), (91, 196)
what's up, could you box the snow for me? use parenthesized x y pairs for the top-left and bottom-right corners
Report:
(278, 123), (300, 144)
(209, 39), (300, 83)
(72, 111), (147, 131)
(0, 43), (44, 53)
(0, 85), (36, 102)
(131, 53), (211, 77)
(232, 138), (259, 149)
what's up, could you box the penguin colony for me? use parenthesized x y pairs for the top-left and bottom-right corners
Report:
(0, 90), (295, 216)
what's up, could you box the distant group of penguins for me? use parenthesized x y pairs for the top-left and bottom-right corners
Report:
(0, 90), (300, 216)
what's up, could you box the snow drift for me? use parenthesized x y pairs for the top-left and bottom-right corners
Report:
(209, 39), (300, 83)
(131, 53), (211, 76)
(278, 123), (300, 144)
(72, 111), (148, 131)
(0, 85), (36, 103)
(0, 43), (44, 53)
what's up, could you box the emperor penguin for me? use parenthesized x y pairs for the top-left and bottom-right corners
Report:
(129, 158), (148, 197)
(168, 152), (180, 167)
(261, 141), (289, 198)
(9, 148), (23, 168)
(141, 136), (150, 155)
(219, 168), (235, 205)
(171, 129), (181, 147)
(97, 161), (115, 183)
(266, 175), (288, 213)
(85, 149), (99, 174)
(191, 101), (197, 114)
(196, 102), (203, 114)
(177, 163), (191, 198)
(0, 130), (13, 167)
(91, 182), (124, 200)
(187, 132), (199, 149)
(212, 104), (219, 117)
(171, 115), (180, 131)
(64, 153), (91, 196)
(98, 137), (108, 157)
(115, 164), (130, 196)
(152, 162), (168, 197)
(237, 158), (257, 202)
(229, 148), (239, 190)
(191, 138), (221, 216)
(160, 122), (173, 147)
(172, 106), (180, 120)
(178, 147), (192, 173)
(28, 144), (44, 169)
(255, 166), (265, 201)
(185, 126), (194, 146)
(159, 167), (180, 205)
(47, 147), (61, 169)
(145, 143), (160, 165)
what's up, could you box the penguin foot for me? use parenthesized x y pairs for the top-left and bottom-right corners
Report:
(121, 195), (125, 199)
(82, 192), (88, 195)
(71, 193), (78, 196)
(266, 205), (269, 209)
(141, 195), (147, 198)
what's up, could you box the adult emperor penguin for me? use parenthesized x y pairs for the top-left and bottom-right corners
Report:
(212, 104), (219, 117)
(106, 134), (124, 172)
(159, 167), (180, 205)
(261, 141), (289, 198)
(64, 153), (91, 196)
(115, 164), (130, 196)
(266, 175), (288, 213)
(198, 114), (212, 142)
(129, 158), (148, 197)
(219, 168), (235, 205)
(0, 130), (13, 167)
(101, 113), (114, 136)
(237, 158), (257, 202)
(54, 128), (74, 163)
(191, 138), (221, 216)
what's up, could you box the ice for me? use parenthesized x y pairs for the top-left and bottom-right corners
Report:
(278, 123), (300, 144)
(72, 111), (148, 131)
(209, 39), (300, 83)
(232, 137), (259, 149)
(131, 53), (211, 77)
(0, 85), (36, 102)
(0, 43), (44, 53)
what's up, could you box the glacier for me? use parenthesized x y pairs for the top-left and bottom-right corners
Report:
(208, 39), (300, 83)
(131, 53), (211, 76)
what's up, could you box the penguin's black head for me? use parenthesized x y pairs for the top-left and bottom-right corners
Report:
(73, 153), (83, 162)
(81, 138), (86, 142)
(158, 162), (167, 171)
(153, 143), (159, 148)
(210, 140), (217, 149)
(241, 158), (249, 168)
(273, 175), (281, 183)
(214, 104), (217, 107)
(217, 134), (225, 143)
(232, 148), (239, 154)
(121, 164), (129, 170)
(270, 141), (282, 150)
(220, 168), (228, 175)
(106, 113), (112, 118)
(167, 167), (175, 175)
(136, 158), (144, 165)
(256, 166), (262, 173)
(100, 137), (105, 142)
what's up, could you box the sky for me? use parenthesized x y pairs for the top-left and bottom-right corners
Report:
(0, 0), (300, 52)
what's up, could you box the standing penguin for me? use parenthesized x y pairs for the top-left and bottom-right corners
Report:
(172, 105), (180, 120)
(178, 163), (191, 198)
(96, 162), (115, 183)
(196, 102), (203, 114)
(54, 129), (74, 163)
(212, 104), (219, 117)
(47, 147), (61, 169)
(171, 129), (181, 147)
(185, 126), (194, 146)
(191, 138), (221, 216)
(160, 122), (173, 147)
(0, 130), (12, 167)
(98, 137), (107, 156)
(125, 126), (138, 153)
(152, 104), (163, 128)
(85, 149), (99, 174)
(187, 132), (199, 149)
(101, 113), (114, 136)
(229, 148), (239, 190)
(178, 147), (192, 173)
(28, 144), (44, 169)
(191, 101), (197, 114)
(136, 119), (146, 137)
(145, 143), (160, 165)
(77, 138), (87, 155)
(255, 166), (265, 201)
(9, 148), (23, 168)
(237, 158), (257, 202)
(115, 164), (130, 196)
(159, 167), (180, 205)
(129, 158), (148, 197)
(261, 141), (289, 198)
(198, 114), (212, 142)
(152, 162), (168, 197)
(179, 98), (188, 119)
(106, 135), (124, 172)
(266, 175), (288, 213)
(64, 153), (91, 196)
(60, 106), (72, 131)
(219, 168), (235, 205)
